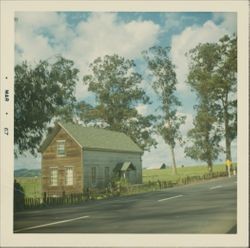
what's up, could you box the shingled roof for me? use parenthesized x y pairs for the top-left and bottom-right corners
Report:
(39, 122), (143, 154)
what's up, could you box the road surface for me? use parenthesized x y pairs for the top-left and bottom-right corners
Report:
(14, 176), (237, 233)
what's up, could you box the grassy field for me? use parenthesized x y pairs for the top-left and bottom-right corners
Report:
(142, 163), (236, 183)
(15, 163), (236, 198)
(15, 176), (42, 198)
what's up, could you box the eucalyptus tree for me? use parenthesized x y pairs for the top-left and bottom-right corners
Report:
(185, 103), (222, 172)
(80, 54), (157, 151)
(185, 42), (222, 171)
(143, 46), (185, 174)
(213, 35), (237, 161)
(186, 35), (237, 169)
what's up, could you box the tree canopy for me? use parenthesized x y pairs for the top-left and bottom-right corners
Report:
(14, 56), (79, 156)
(185, 35), (237, 169)
(185, 102), (222, 171)
(79, 54), (157, 151)
(213, 35), (237, 161)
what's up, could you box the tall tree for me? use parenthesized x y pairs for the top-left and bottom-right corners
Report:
(143, 46), (186, 175)
(15, 56), (79, 156)
(213, 35), (237, 161)
(185, 103), (222, 172)
(186, 35), (237, 166)
(185, 42), (222, 171)
(80, 54), (156, 151)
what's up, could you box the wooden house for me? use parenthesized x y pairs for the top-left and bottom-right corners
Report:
(39, 122), (143, 197)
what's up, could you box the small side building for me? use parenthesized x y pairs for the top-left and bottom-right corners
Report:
(147, 163), (167, 170)
(39, 122), (143, 197)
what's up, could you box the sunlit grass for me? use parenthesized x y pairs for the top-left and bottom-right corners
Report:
(15, 163), (237, 197)
(142, 163), (237, 183)
(15, 177), (42, 198)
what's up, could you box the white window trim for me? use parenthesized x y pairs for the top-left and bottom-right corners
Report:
(65, 166), (74, 186)
(56, 140), (66, 157)
(50, 167), (58, 186)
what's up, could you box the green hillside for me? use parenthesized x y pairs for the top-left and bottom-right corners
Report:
(14, 169), (41, 177)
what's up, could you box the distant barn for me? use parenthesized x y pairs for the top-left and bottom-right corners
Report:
(39, 122), (143, 197)
(147, 163), (167, 170)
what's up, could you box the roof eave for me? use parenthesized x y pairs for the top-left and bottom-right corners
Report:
(58, 122), (83, 149)
(38, 123), (61, 153)
(39, 122), (83, 153)
(83, 147), (143, 154)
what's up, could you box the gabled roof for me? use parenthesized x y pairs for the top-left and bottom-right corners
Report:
(114, 161), (136, 173)
(39, 122), (143, 154)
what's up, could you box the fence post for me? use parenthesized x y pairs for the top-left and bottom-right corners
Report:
(62, 191), (65, 204)
(43, 192), (47, 205)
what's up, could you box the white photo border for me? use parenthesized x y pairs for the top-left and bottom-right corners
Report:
(0, 0), (249, 247)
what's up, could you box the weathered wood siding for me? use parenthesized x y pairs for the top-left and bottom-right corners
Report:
(83, 150), (142, 189)
(41, 128), (83, 196)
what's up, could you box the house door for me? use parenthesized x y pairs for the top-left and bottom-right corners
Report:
(126, 170), (136, 183)
(91, 167), (97, 187)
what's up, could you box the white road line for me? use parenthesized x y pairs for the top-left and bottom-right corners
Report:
(15, 215), (89, 233)
(158, 194), (183, 202)
(210, 185), (222, 190)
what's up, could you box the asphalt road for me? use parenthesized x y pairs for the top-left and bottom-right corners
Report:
(14, 176), (237, 234)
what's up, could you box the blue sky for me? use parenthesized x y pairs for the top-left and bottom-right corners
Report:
(14, 11), (237, 169)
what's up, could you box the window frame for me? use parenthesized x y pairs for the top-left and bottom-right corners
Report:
(56, 140), (66, 157)
(91, 167), (97, 186)
(65, 166), (74, 186)
(50, 167), (58, 186)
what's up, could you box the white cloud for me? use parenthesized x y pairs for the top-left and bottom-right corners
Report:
(142, 133), (200, 168)
(15, 12), (160, 101)
(70, 12), (160, 67)
(142, 135), (169, 168)
(178, 112), (194, 135)
(142, 112), (194, 169)
(15, 12), (73, 64)
(136, 104), (148, 115)
(170, 20), (230, 92)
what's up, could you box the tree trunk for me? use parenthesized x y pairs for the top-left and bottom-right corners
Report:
(205, 127), (213, 173)
(224, 111), (232, 161)
(225, 137), (232, 161)
(170, 145), (177, 175)
(207, 158), (213, 173)
(224, 94), (232, 161)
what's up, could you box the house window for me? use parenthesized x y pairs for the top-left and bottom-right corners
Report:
(50, 168), (58, 186)
(65, 167), (73, 186)
(105, 167), (109, 182)
(57, 140), (65, 156)
(91, 167), (96, 185)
